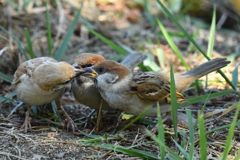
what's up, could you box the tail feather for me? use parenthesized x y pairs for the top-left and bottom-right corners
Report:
(121, 53), (147, 70)
(182, 58), (230, 79)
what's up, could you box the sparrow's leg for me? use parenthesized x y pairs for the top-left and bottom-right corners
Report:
(55, 99), (80, 134)
(20, 105), (32, 133)
(96, 99), (104, 134)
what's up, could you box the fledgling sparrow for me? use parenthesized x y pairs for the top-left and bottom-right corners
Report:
(71, 53), (147, 111)
(85, 58), (230, 116)
(12, 57), (95, 133)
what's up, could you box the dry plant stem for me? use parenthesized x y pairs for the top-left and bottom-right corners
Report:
(97, 150), (112, 160)
(96, 98), (103, 134)
(20, 105), (32, 133)
(0, 151), (26, 160)
(79, 110), (97, 127)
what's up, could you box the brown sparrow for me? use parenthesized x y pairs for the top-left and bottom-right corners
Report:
(85, 58), (230, 116)
(12, 57), (95, 133)
(72, 53), (147, 111)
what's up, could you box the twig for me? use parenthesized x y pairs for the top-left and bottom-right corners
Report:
(97, 150), (112, 160)
(0, 131), (20, 143)
(0, 151), (26, 160)
(79, 111), (96, 126)
(43, 140), (77, 145)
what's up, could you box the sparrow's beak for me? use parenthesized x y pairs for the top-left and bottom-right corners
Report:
(81, 67), (98, 78)
(72, 63), (82, 69)
(72, 63), (98, 78)
(73, 63), (84, 74)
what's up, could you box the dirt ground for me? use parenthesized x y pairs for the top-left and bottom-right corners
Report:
(0, 0), (240, 159)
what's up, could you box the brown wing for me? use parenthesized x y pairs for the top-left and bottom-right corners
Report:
(130, 72), (186, 104)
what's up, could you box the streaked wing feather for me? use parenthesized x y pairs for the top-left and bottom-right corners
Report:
(130, 72), (187, 103)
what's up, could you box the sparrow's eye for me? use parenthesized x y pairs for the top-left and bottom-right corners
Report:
(86, 63), (93, 67)
(98, 67), (105, 73)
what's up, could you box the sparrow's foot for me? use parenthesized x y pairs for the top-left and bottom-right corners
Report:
(20, 116), (32, 133)
(65, 116), (80, 133)
(57, 105), (81, 135)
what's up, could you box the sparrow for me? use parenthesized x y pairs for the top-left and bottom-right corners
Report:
(72, 53), (147, 131)
(85, 58), (230, 117)
(12, 57), (95, 133)
(71, 53), (147, 111)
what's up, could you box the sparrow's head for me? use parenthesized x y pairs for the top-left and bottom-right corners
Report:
(33, 61), (95, 91)
(73, 53), (105, 69)
(87, 60), (132, 91)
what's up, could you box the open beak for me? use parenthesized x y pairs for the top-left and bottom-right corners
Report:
(72, 63), (98, 78)
(81, 67), (98, 78)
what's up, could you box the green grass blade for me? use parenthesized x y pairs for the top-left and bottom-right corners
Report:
(85, 26), (127, 55)
(206, 120), (240, 135)
(205, 6), (216, 88)
(172, 139), (189, 159)
(0, 25), (29, 60)
(193, 91), (212, 130)
(187, 25), (201, 51)
(144, 53), (163, 72)
(155, 0), (236, 90)
(0, 91), (16, 103)
(0, 72), (13, 83)
(78, 137), (104, 145)
(170, 63), (178, 139)
(146, 130), (184, 160)
(144, 0), (156, 30)
(54, 9), (81, 61)
(0, 95), (16, 103)
(157, 47), (165, 69)
(222, 101), (240, 159)
(194, 80), (201, 96)
(157, 102), (165, 160)
(80, 142), (159, 159)
(198, 113), (207, 160)
(235, 149), (240, 160)
(232, 63), (239, 90)
(113, 38), (135, 53)
(156, 19), (189, 71)
(24, 28), (35, 59)
(186, 109), (195, 160)
(79, 14), (94, 29)
(31, 105), (37, 114)
(199, 91), (212, 115)
(117, 107), (152, 134)
(46, 4), (53, 57)
(43, 109), (60, 122)
(178, 90), (235, 108)
(51, 100), (59, 120)
(4, 0), (18, 9)
(207, 6), (216, 58)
